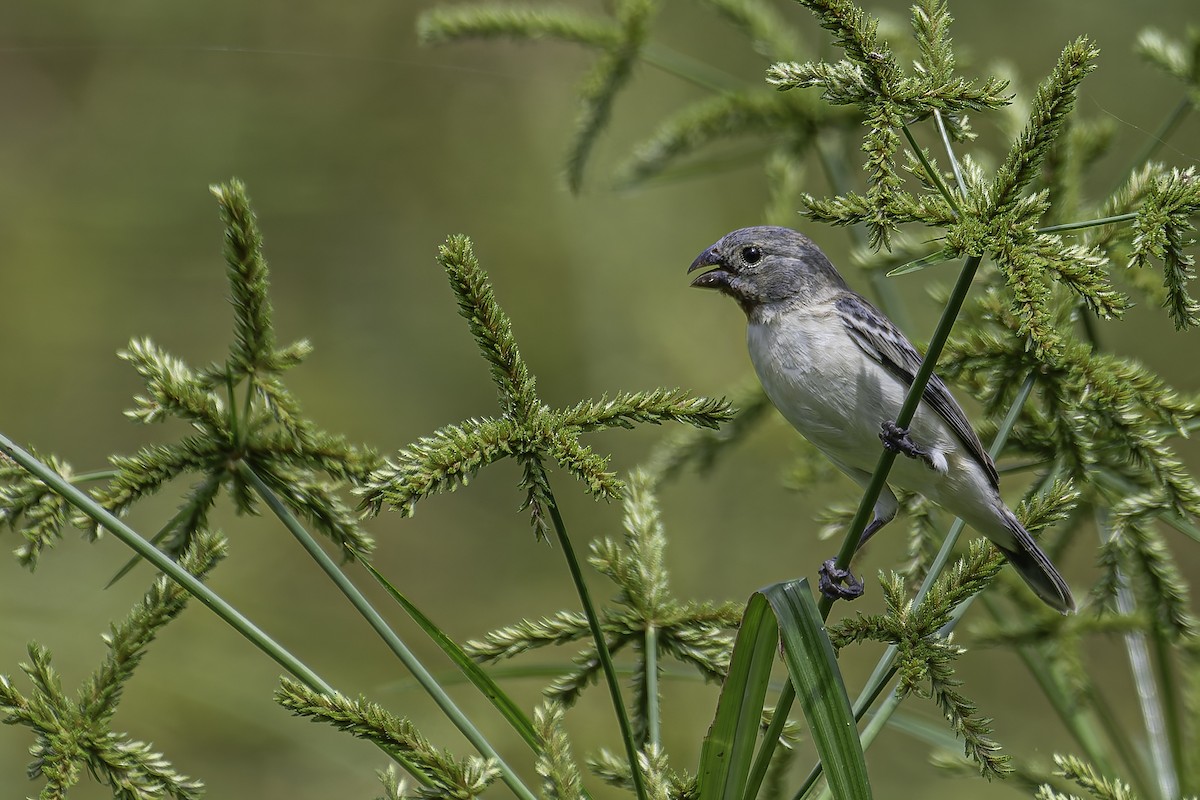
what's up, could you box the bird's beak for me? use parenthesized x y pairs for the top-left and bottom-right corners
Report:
(687, 246), (732, 290)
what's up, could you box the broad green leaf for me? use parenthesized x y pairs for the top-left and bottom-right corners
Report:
(762, 579), (872, 800)
(697, 592), (778, 800)
(354, 554), (541, 752)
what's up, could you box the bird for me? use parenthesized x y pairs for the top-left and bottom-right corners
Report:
(687, 225), (1074, 614)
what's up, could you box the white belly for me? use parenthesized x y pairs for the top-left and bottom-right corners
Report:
(746, 307), (994, 519)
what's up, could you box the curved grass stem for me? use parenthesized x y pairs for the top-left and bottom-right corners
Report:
(239, 463), (538, 800)
(901, 123), (962, 218)
(543, 478), (649, 800)
(1037, 212), (1138, 234)
(0, 432), (332, 693)
(642, 42), (749, 93)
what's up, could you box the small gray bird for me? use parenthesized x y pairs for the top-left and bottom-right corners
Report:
(688, 225), (1074, 614)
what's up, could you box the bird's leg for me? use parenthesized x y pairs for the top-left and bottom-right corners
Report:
(819, 558), (864, 600)
(857, 512), (890, 548)
(818, 496), (897, 603)
(879, 420), (938, 471)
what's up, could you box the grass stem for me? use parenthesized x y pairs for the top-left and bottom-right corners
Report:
(544, 480), (649, 800)
(239, 463), (538, 800)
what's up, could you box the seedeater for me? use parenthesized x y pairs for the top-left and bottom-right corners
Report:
(689, 225), (1074, 613)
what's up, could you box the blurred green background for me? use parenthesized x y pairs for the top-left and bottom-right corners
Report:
(2, 1), (1198, 798)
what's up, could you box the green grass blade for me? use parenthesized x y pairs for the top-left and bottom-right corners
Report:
(698, 592), (778, 800)
(105, 520), (175, 588)
(0, 433), (333, 695)
(886, 246), (954, 276)
(353, 554), (542, 752)
(239, 464), (538, 800)
(761, 579), (872, 800)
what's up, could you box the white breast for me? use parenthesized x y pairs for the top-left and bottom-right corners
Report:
(748, 306), (889, 453)
(747, 306), (961, 492)
(746, 302), (1011, 540)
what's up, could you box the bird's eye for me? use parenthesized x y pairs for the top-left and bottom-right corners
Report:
(741, 246), (763, 264)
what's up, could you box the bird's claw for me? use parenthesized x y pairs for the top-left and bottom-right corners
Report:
(818, 558), (865, 601)
(879, 420), (937, 471)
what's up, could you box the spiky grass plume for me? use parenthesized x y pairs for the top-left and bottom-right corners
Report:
(534, 701), (586, 800)
(276, 679), (500, 799)
(1034, 754), (1140, 800)
(359, 237), (732, 536)
(828, 546), (1012, 778)
(1128, 166), (1200, 329)
(0, 181), (382, 575)
(0, 450), (82, 567)
(418, 5), (620, 48)
(826, 478), (1080, 778)
(465, 472), (741, 731)
(418, 1), (661, 193)
(0, 533), (224, 799)
(769, 0), (1009, 247)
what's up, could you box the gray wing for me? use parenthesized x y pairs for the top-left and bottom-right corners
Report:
(834, 292), (1000, 489)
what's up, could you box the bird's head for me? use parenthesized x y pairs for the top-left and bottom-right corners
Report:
(687, 226), (849, 315)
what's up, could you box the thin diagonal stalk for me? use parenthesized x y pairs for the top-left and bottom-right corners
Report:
(1124, 96), (1194, 188)
(810, 114), (974, 621)
(900, 123), (962, 217)
(642, 43), (749, 93)
(544, 479), (649, 800)
(239, 463), (538, 800)
(795, 373), (1036, 800)
(0, 432), (331, 694)
(745, 253), (986, 800)
(933, 111), (967, 200)
(106, 472), (223, 587)
(1036, 212), (1138, 234)
(1099, 506), (1179, 800)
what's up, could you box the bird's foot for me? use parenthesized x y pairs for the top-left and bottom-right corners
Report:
(818, 558), (865, 601)
(879, 420), (937, 471)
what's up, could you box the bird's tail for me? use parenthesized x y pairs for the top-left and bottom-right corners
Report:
(996, 509), (1075, 614)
